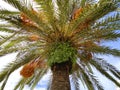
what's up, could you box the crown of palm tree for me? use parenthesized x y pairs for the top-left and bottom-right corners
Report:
(0, 0), (120, 90)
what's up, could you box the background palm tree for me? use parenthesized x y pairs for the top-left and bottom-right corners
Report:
(0, 0), (120, 90)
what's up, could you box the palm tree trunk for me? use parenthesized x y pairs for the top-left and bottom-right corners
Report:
(50, 61), (72, 90)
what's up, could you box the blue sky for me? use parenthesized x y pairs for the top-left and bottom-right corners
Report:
(0, 0), (120, 90)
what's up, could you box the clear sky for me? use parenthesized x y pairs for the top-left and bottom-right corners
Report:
(0, 0), (120, 90)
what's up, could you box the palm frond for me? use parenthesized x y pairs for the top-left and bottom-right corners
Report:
(3, 0), (51, 33)
(35, 0), (55, 25)
(46, 75), (52, 90)
(77, 62), (95, 90)
(69, 0), (118, 32)
(0, 32), (18, 46)
(0, 49), (39, 83)
(100, 32), (120, 41)
(31, 68), (48, 90)
(92, 57), (120, 79)
(90, 58), (120, 87)
(3, 0), (30, 11)
(89, 74), (104, 90)
(0, 8), (19, 15)
(56, 0), (70, 27)
(0, 16), (46, 37)
(0, 41), (45, 57)
(3, 36), (28, 49)
(13, 78), (27, 90)
(77, 61), (104, 90)
(86, 64), (104, 90)
(91, 30), (120, 41)
(0, 24), (12, 27)
(17, 79), (26, 90)
(1, 70), (11, 90)
(0, 15), (23, 28)
(80, 0), (87, 7)
(93, 13), (120, 28)
(0, 27), (17, 33)
(13, 68), (48, 90)
(71, 73), (81, 90)
(89, 46), (120, 57)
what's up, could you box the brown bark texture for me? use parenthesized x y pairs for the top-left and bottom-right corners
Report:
(50, 61), (72, 90)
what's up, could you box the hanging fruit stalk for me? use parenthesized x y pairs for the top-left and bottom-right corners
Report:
(20, 62), (36, 78)
(28, 34), (40, 41)
(20, 60), (46, 78)
(72, 8), (83, 20)
(71, 7), (91, 35)
(20, 8), (38, 26)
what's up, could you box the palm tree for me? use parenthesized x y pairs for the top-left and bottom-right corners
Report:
(0, 0), (120, 90)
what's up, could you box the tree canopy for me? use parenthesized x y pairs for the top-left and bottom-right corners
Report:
(0, 0), (120, 90)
